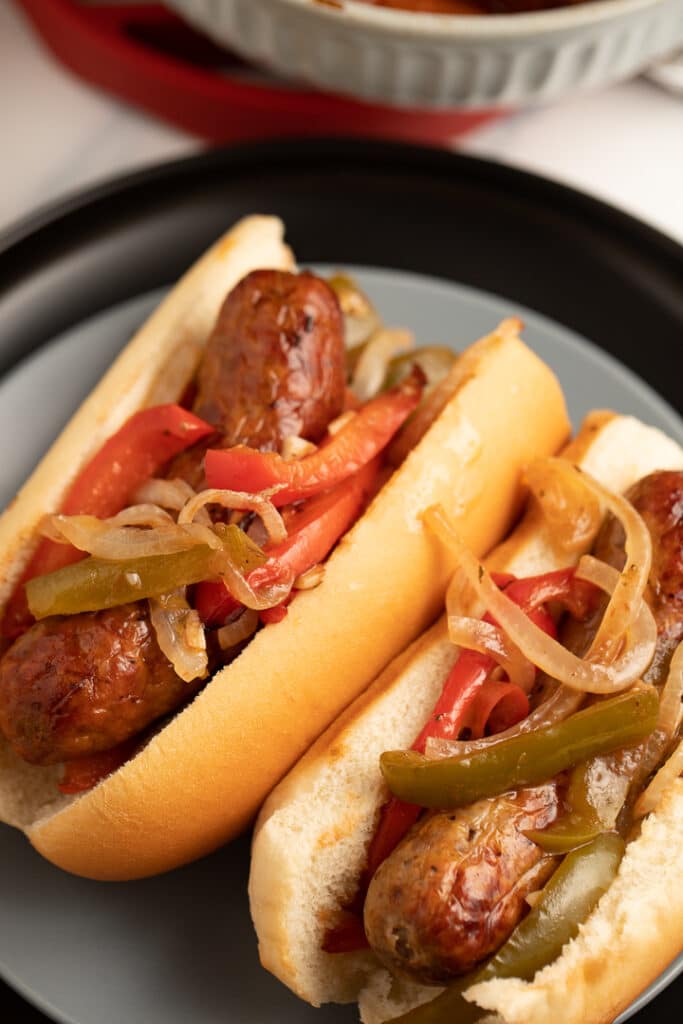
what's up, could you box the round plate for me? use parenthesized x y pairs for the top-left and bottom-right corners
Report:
(0, 141), (681, 1024)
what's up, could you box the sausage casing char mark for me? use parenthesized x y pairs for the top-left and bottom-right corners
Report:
(363, 786), (558, 984)
(0, 272), (346, 767)
(363, 470), (683, 984)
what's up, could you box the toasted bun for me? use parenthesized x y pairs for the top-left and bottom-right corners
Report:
(0, 238), (569, 879)
(248, 412), (683, 1023)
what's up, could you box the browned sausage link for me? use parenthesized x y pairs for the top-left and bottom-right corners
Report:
(194, 268), (346, 450)
(0, 271), (346, 766)
(168, 270), (346, 489)
(363, 786), (559, 984)
(0, 604), (203, 766)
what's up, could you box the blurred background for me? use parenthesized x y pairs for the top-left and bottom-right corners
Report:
(1, 0), (682, 241)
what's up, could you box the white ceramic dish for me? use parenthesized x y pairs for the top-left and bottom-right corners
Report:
(168, 0), (683, 108)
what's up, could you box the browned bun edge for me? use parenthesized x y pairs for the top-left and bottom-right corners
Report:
(247, 413), (683, 1022)
(2, 287), (570, 878)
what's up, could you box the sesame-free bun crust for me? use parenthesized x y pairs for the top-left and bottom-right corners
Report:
(0, 233), (570, 879)
(248, 413), (683, 1024)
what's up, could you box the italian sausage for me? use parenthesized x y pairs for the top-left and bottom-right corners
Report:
(0, 271), (346, 767)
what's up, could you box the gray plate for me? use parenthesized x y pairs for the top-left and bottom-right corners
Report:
(0, 268), (681, 1024)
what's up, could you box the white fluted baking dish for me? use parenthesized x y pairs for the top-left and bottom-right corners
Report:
(168, 0), (683, 109)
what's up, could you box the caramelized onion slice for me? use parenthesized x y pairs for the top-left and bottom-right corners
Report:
(351, 327), (414, 403)
(217, 608), (259, 650)
(294, 563), (325, 591)
(149, 589), (208, 683)
(653, 641), (683, 742)
(177, 487), (286, 545)
(328, 273), (380, 350)
(134, 478), (210, 521)
(425, 506), (656, 695)
(447, 615), (536, 693)
(525, 459), (603, 553)
(43, 512), (217, 559)
(425, 684), (584, 761)
(526, 457), (652, 664)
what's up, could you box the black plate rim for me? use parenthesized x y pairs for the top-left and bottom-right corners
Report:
(0, 139), (681, 283)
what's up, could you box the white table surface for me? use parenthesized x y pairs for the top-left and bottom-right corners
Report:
(1, 0), (682, 245)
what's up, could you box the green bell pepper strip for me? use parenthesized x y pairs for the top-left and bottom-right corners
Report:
(525, 759), (612, 854)
(380, 688), (659, 810)
(25, 525), (266, 619)
(388, 832), (625, 1024)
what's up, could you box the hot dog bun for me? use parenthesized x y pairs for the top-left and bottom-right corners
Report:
(248, 412), (683, 1023)
(0, 220), (570, 880)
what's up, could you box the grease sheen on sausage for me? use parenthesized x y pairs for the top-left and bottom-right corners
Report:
(0, 604), (202, 765)
(363, 785), (559, 984)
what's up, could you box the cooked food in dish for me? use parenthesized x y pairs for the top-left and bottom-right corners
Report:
(0, 215), (569, 880)
(356, 0), (592, 14)
(250, 410), (683, 1024)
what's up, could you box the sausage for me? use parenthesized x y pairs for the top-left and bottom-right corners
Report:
(364, 470), (683, 983)
(0, 604), (202, 765)
(0, 271), (346, 767)
(194, 269), (346, 450)
(166, 270), (346, 490)
(363, 786), (558, 984)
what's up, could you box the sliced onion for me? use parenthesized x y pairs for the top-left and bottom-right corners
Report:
(178, 487), (286, 545)
(327, 273), (380, 349)
(424, 505), (656, 695)
(216, 558), (293, 611)
(43, 513), (218, 559)
(527, 458), (652, 664)
(525, 459), (603, 553)
(280, 436), (317, 461)
(447, 615), (536, 693)
(294, 563), (325, 591)
(134, 478), (210, 522)
(149, 590), (207, 682)
(43, 505), (174, 543)
(351, 328), (414, 403)
(654, 641), (683, 742)
(425, 684), (584, 761)
(217, 608), (259, 650)
(634, 737), (683, 818)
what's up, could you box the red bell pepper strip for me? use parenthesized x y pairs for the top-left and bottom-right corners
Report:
(204, 370), (423, 507)
(366, 567), (596, 875)
(195, 457), (381, 626)
(1, 405), (214, 642)
(324, 567), (600, 953)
